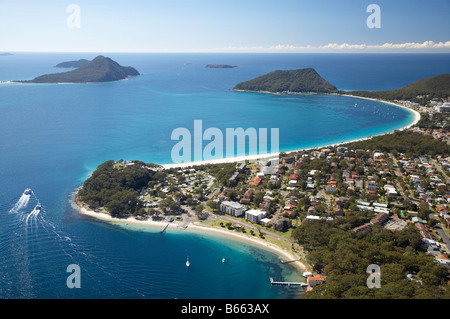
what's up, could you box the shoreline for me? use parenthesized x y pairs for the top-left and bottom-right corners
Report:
(74, 195), (309, 273)
(161, 94), (420, 170)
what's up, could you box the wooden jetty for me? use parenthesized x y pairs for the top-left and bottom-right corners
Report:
(280, 258), (300, 264)
(160, 223), (170, 234)
(270, 277), (307, 287)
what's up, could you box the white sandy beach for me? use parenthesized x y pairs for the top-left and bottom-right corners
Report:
(76, 201), (309, 272)
(161, 95), (421, 170)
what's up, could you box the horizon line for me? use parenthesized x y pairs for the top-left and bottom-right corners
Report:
(2, 51), (450, 54)
(3, 40), (450, 54)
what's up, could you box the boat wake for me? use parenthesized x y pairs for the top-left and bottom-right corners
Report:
(2, 188), (147, 297)
(9, 189), (31, 213)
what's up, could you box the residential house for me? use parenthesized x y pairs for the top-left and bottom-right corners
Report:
(259, 200), (271, 213)
(352, 223), (372, 233)
(370, 212), (389, 226)
(282, 156), (295, 164)
(260, 218), (272, 227)
(307, 274), (325, 288)
(249, 177), (262, 186)
(307, 206), (317, 215)
(367, 180), (377, 192)
(274, 218), (292, 231)
(240, 189), (253, 205)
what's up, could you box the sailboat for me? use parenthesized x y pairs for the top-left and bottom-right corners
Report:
(222, 258), (226, 263)
(186, 256), (191, 268)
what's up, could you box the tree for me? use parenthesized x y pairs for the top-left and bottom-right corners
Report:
(195, 203), (204, 214)
(253, 191), (264, 207)
(417, 201), (431, 220)
(428, 219), (437, 228)
(206, 200), (219, 211)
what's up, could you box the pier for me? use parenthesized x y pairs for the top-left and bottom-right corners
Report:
(280, 258), (300, 264)
(270, 277), (307, 287)
(160, 223), (170, 234)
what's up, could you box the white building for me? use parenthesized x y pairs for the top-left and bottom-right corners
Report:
(373, 152), (384, 159)
(220, 201), (244, 217)
(260, 218), (272, 227)
(384, 184), (398, 196)
(245, 209), (267, 224)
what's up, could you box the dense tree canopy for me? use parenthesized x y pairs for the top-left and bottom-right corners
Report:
(345, 130), (450, 157)
(22, 55), (139, 83)
(78, 160), (157, 217)
(346, 73), (450, 102)
(292, 220), (449, 299)
(233, 68), (338, 93)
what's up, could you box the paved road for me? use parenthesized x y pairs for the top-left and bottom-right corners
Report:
(217, 214), (297, 244)
(429, 213), (450, 252)
(431, 159), (450, 184)
(389, 153), (410, 202)
(182, 208), (297, 245)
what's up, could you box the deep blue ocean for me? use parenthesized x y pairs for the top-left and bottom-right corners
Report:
(0, 53), (448, 299)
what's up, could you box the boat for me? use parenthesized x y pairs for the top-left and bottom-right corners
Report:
(222, 258), (225, 263)
(24, 188), (32, 195)
(186, 256), (190, 268)
(35, 203), (41, 210)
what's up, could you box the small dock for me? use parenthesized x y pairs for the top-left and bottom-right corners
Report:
(280, 258), (300, 264)
(270, 277), (307, 287)
(160, 223), (170, 234)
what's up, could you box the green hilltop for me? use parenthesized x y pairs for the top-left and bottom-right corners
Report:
(233, 68), (338, 94)
(348, 73), (450, 101)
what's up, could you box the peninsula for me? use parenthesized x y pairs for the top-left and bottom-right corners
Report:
(233, 67), (338, 94)
(18, 55), (140, 83)
(347, 73), (450, 102)
(54, 59), (90, 68)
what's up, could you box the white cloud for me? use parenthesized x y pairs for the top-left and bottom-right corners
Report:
(217, 41), (450, 52)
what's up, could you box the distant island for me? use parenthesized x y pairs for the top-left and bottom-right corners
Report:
(54, 59), (90, 68)
(18, 55), (140, 84)
(206, 64), (238, 69)
(233, 68), (338, 94)
(0, 53), (13, 56)
(346, 73), (450, 102)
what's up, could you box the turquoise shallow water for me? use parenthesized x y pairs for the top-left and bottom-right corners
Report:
(0, 53), (447, 298)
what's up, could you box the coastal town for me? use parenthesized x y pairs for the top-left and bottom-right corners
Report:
(77, 95), (450, 297)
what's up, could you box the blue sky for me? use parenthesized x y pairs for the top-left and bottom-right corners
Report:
(0, 0), (449, 52)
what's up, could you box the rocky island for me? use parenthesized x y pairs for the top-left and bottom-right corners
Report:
(206, 64), (238, 68)
(18, 55), (140, 83)
(233, 67), (338, 94)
